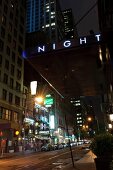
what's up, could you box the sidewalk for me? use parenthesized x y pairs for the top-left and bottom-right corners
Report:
(0, 149), (35, 159)
(63, 151), (96, 170)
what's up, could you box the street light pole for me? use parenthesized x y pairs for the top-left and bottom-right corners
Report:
(65, 114), (75, 168)
(95, 116), (99, 133)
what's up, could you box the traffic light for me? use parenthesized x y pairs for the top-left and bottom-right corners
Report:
(14, 129), (19, 137)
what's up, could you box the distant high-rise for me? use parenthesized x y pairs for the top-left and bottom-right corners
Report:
(62, 9), (75, 39)
(26, 0), (65, 43)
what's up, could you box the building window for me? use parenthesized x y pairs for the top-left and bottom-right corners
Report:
(10, 78), (14, 88)
(12, 52), (15, 62)
(1, 26), (5, 38)
(19, 35), (23, 44)
(15, 96), (20, 106)
(14, 29), (17, 38)
(0, 55), (2, 65)
(12, 39), (16, 48)
(6, 46), (10, 56)
(17, 57), (22, 67)
(15, 18), (18, 27)
(5, 110), (11, 120)
(0, 39), (4, 52)
(20, 16), (24, 25)
(16, 82), (21, 91)
(7, 34), (12, 43)
(10, 12), (13, 20)
(14, 112), (18, 122)
(11, 64), (14, 76)
(0, 107), (3, 119)
(19, 25), (24, 34)
(5, 59), (9, 70)
(18, 46), (22, 55)
(2, 15), (6, 25)
(4, 4), (8, 14)
(9, 93), (13, 103)
(3, 73), (8, 84)
(2, 89), (7, 100)
(17, 69), (21, 80)
(8, 22), (12, 32)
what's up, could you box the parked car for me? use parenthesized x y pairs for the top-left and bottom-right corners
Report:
(41, 145), (48, 151)
(41, 144), (54, 151)
(58, 143), (64, 149)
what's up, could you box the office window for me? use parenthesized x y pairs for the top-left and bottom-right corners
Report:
(4, 4), (8, 14)
(6, 46), (10, 56)
(2, 15), (6, 25)
(2, 89), (7, 100)
(3, 73), (8, 84)
(8, 22), (12, 32)
(5, 110), (11, 120)
(15, 96), (20, 106)
(1, 26), (5, 38)
(14, 29), (17, 38)
(18, 45), (22, 55)
(16, 82), (21, 91)
(17, 69), (21, 80)
(12, 52), (15, 62)
(5, 59), (9, 70)
(9, 93), (13, 103)
(19, 25), (24, 34)
(0, 107), (3, 119)
(15, 18), (18, 27)
(11, 64), (14, 76)
(14, 112), (18, 122)
(19, 35), (23, 44)
(10, 12), (13, 20)
(17, 57), (22, 67)
(0, 55), (2, 65)
(7, 34), (12, 43)
(10, 78), (14, 88)
(12, 40), (16, 48)
(0, 39), (4, 52)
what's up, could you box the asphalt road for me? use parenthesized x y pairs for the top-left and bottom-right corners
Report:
(0, 146), (88, 170)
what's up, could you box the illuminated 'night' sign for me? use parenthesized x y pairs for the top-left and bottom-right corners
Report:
(24, 33), (101, 58)
(37, 34), (101, 53)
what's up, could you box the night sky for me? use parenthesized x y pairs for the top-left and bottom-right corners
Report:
(60, 0), (99, 36)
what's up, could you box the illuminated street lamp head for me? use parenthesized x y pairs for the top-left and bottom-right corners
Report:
(35, 96), (44, 104)
(87, 117), (92, 122)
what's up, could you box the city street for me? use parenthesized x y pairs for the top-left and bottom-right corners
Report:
(0, 146), (88, 170)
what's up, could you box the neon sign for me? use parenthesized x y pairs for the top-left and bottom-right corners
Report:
(37, 34), (101, 53)
(25, 33), (101, 58)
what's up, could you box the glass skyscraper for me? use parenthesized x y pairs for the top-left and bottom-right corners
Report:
(26, 0), (65, 43)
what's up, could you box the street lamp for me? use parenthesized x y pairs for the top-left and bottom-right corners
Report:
(87, 117), (92, 122)
(35, 96), (44, 104)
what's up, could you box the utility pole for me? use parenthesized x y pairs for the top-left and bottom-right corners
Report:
(65, 114), (75, 168)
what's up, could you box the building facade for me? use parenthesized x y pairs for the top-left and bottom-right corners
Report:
(62, 9), (75, 39)
(0, 0), (26, 152)
(26, 0), (65, 42)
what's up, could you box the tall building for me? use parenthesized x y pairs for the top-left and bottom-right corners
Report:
(98, 0), (113, 130)
(26, 0), (65, 42)
(0, 0), (26, 151)
(62, 9), (75, 39)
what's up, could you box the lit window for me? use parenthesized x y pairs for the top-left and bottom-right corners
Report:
(51, 12), (55, 15)
(51, 23), (55, 26)
(46, 24), (49, 27)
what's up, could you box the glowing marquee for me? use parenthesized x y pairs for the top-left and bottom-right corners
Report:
(37, 34), (101, 53)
